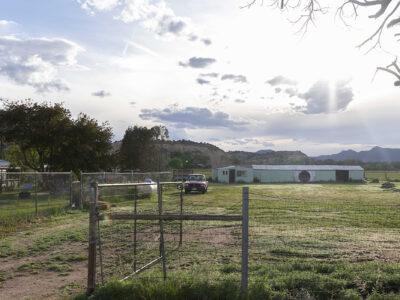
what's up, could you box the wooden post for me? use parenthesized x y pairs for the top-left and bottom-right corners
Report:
(34, 172), (38, 217)
(179, 180), (183, 246)
(241, 187), (249, 295)
(157, 180), (167, 280)
(79, 171), (83, 209)
(69, 170), (73, 208)
(87, 182), (98, 295)
(133, 186), (137, 272)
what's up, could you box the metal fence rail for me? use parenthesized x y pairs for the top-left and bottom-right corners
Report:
(86, 181), (249, 296)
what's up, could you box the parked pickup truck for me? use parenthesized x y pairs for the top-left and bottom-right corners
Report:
(184, 174), (208, 194)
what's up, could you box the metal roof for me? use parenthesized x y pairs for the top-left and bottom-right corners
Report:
(251, 165), (363, 171)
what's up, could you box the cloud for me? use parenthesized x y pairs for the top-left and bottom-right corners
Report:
(92, 90), (111, 97)
(200, 72), (218, 78)
(266, 75), (297, 86)
(0, 20), (16, 26)
(0, 36), (82, 92)
(235, 99), (245, 103)
(139, 106), (248, 129)
(78, 0), (119, 11)
(221, 74), (247, 83)
(299, 80), (354, 114)
(224, 138), (274, 147)
(201, 38), (212, 45)
(79, 0), (211, 44)
(284, 87), (298, 97)
(196, 78), (210, 85)
(179, 57), (216, 68)
(274, 87), (281, 93)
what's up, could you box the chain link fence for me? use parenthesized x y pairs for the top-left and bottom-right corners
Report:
(0, 172), (73, 235)
(87, 182), (245, 294)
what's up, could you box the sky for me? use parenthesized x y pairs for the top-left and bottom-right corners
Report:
(0, 0), (399, 156)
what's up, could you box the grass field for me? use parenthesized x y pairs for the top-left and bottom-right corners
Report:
(0, 191), (71, 237)
(365, 170), (400, 182)
(1, 181), (400, 299)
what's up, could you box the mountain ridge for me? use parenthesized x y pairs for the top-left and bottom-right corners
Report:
(313, 146), (400, 162)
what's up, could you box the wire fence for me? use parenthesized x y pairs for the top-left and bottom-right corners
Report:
(88, 182), (245, 294)
(0, 172), (72, 223)
(0, 171), (172, 236)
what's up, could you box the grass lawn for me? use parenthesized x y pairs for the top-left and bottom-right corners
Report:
(76, 182), (400, 299)
(0, 191), (70, 237)
(2, 181), (400, 299)
(365, 170), (400, 182)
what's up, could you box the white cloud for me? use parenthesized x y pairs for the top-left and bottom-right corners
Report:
(78, 0), (119, 12)
(78, 0), (211, 44)
(299, 80), (354, 114)
(179, 57), (216, 68)
(139, 106), (248, 130)
(0, 20), (16, 26)
(0, 36), (83, 92)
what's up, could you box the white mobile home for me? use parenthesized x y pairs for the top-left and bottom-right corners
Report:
(212, 165), (364, 184)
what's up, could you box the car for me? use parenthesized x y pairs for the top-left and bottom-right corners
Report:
(184, 174), (208, 194)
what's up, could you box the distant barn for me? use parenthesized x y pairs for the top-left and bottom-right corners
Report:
(212, 165), (364, 184)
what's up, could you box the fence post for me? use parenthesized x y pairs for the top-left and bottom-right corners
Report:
(34, 172), (38, 217)
(131, 170), (134, 183)
(69, 170), (73, 208)
(179, 180), (183, 246)
(241, 187), (249, 295)
(133, 186), (137, 272)
(79, 171), (83, 209)
(87, 182), (98, 296)
(157, 180), (167, 280)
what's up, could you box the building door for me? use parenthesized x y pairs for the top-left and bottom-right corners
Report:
(229, 169), (235, 183)
(336, 170), (349, 182)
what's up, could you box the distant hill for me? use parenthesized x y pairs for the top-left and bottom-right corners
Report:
(255, 149), (274, 154)
(113, 139), (311, 167)
(228, 150), (310, 165)
(314, 146), (400, 162)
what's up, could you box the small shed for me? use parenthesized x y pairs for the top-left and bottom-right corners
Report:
(212, 165), (364, 183)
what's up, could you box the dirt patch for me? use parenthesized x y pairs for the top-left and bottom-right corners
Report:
(0, 240), (87, 299)
(0, 262), (86, 300)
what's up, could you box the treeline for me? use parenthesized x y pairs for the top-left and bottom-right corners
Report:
(0, 100), (171, 175)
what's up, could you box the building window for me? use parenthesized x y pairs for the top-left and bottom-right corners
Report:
(237, 170), (246, 177)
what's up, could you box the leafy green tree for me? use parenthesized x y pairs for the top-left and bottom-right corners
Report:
(168, 157), (183, 169)
(54, 113), (114, 174)
(119, 125), (169, 171)
(0, 99), (113, 173)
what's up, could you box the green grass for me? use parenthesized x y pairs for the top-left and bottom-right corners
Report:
(0, 210), (87, 258)
(83, 182), (400, 299)
(2, 180), (400, 299)
(0, 191), (71, 237)
(365, 170), (400, 182)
